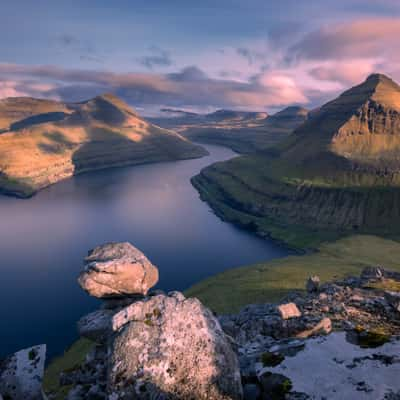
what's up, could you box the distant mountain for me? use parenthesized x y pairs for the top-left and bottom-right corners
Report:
(192, 74), (400, 249)
(151, 106), (307, 154)
(205, 109), (268, 122)
(0, 94), (207, 197)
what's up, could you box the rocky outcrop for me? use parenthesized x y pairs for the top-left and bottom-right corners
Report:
(0, 344), (46, 400)
(218, 267), (400, 399)
(73, 242), (242, 399)
(109, 292), (242, 399)
(78, 242), (159, 298)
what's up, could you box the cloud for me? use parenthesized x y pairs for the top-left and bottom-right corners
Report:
(0, 63), (310, 111)
(55, 33), (104, 64)
(290, 18), (400, 61)
(309, 60), (377, 85)
(139, 46), (172, 69)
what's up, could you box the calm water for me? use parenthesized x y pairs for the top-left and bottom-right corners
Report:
(0, 144), (288, 358)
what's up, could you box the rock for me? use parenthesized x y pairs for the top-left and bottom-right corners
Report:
(385, 291), (400, 312)
(0, 344), (46, 400)
(78, 309), (115, 342)
(259, 372), (292, 398)
(78, 242), (159, 298)
(108, 292), (242, 399)
(296, 318), (332, 339)
(277, 303), (301, 320)
(243, 383), (261, 400)
(361, 266), (384, 281)
(306, 276), (320, 293)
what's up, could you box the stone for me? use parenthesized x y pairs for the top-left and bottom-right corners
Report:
(296, 318), (332, 339)
(361, 266), (384, 281)
(385, 291), (400, 312)
(259, 372), (292, 398)
(78, 309), (115, 342)
(278, 303), (301, 320)
(306, 276), (320, 293)
(108, 292), (242, 399)
(0, 344), (46, 400)
(243, 383), (261, 400)
(78, 242), (159, 298)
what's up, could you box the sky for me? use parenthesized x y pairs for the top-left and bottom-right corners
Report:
(1, 0), (400, 115)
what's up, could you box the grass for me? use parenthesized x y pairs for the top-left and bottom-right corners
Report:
(43, 338), (94, 399)
(364, 279), (400, 292)
(185, 235), (400, 314)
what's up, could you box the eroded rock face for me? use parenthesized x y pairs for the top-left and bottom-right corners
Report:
(108, 292), (242, 399)
(0, 344), (46, 400)
(78, 242), (159, 298)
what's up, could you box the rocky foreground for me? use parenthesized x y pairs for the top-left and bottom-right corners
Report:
(1, 244), (400, 399)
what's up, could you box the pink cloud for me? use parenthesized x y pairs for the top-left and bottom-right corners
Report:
(291, 18), (400, 61)
(309, 60), (377, 85)
(0, 63), (311, 110)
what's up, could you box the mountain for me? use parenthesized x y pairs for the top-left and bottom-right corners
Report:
(0, 94), (207, 197)
(282, 73), (400, 170)
(192, 74), (400, 249)
(152, 106), (307, 154)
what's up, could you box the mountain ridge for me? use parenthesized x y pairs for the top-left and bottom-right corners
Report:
(0, 93), (207, 198)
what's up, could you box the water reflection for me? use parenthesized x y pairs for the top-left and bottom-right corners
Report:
(0, 144), (289, 357)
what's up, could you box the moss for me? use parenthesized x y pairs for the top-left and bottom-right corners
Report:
(28, 348), (37, 360)
(144, 319), (153, 326)
(352, 326), (390, 348)
(260, 352), (285, 367)
(262, 372), (293, 400)
(43, 338), (94, 400)
(365, 279), (400, 292)
(153, 308), (161, 318)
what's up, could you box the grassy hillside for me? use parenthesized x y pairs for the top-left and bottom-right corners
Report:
(185, 235), (400, 314)
(0, 94), (207, 197)
(192, 74), (400, 249)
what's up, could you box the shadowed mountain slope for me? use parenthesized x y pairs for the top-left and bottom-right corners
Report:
(192, 74), (400, 249)
(152, 106), (308, 154)
(0, 94), (207, 197)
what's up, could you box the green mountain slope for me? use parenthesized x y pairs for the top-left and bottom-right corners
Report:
(192, 74), (400, 249)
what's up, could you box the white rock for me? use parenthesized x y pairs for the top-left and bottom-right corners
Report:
(0, 344), (46, 400)
(108, 292), (242, 399)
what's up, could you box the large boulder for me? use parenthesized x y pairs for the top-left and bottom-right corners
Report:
(0, 344), (46, 400)
(78, 242), (159, 298)
(108, 291), (243, 399)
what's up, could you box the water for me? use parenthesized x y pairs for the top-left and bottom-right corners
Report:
(0, 144), (289, 358)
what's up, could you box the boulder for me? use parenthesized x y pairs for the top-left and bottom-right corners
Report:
(306, 276), (320, 293)
(108, 292), (242, 399)
(361, 266), (384, 281)
(277, 303), (301, 320)
(385, 291), (400, 312)
(0, 344), (46, 400)
(78, 242), (159, 298)
(77, 309), (115, 342)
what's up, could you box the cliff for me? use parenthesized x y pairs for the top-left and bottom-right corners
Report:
(0, 94), (207, 198)
(192, 74), (400, 249)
